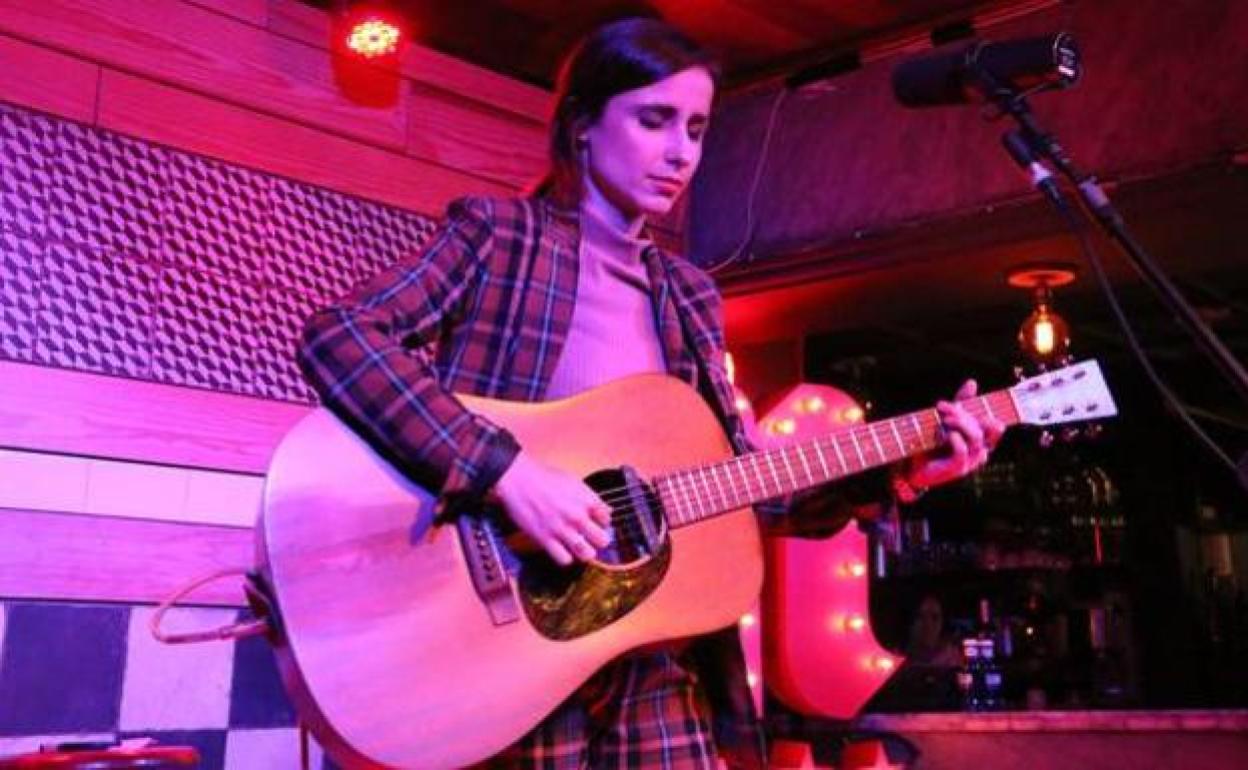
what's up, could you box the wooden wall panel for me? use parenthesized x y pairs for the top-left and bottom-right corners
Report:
(407, 83), (547, 190)
(0, 362), (309, 474)
(0, 508), (251, 607)
(0, 0), (409, 151)
(187, 0), (269, 27)
(98, 69), (512, 216)
(0, 32), (98, 123)
(0, 0), (555, 210)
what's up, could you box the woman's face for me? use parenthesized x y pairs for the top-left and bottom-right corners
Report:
(580, 66), (714, 226)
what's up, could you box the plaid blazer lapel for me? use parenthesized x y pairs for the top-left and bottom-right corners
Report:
(642, 244), (699, 387)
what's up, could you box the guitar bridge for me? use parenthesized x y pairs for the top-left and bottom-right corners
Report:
(456, 514), (520, 626)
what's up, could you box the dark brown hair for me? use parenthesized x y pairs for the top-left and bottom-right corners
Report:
(533, 17), (719, 206)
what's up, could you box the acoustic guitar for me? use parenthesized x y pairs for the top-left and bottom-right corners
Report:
(257, 360), (1115, 769)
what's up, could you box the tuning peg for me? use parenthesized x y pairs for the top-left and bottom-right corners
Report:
(1039, 430), (1055, 448)
(1060, 426), (1081, 443)
(1013, 364), (1028, 382)
(1084, 423), (1104, 440)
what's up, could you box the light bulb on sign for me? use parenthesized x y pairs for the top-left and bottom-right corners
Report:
(838, 560), (867, 579)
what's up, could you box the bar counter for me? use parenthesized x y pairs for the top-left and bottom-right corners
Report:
(852, 709), (1248, 769)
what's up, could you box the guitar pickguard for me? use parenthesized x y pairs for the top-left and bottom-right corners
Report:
(518, 542), (671, 640)
(517, 466), (672, 641)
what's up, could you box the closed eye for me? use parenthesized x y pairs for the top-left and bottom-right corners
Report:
(637, 106), (709, 141)
(638, 106), (673, 129)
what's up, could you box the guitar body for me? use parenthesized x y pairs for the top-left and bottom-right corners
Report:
(258, 374), (763, 770)
(258, 359), (1118, 769)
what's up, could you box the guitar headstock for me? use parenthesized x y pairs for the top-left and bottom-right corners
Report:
(1010, 360), (1118, 427)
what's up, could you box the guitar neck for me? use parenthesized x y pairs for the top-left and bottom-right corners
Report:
(658, 390), (1020, 527)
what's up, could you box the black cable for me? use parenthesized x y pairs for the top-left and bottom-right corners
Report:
(1047, 182), (1241, 475)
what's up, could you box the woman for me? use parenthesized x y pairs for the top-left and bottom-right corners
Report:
(299, 17), (1001, 769)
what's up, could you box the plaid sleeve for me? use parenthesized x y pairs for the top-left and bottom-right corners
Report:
(297, 196), (520, 513)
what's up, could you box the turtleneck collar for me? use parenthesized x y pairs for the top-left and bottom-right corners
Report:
(579, 198), (651, 260)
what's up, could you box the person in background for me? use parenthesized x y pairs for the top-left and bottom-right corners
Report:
(906, 594), (962, 668)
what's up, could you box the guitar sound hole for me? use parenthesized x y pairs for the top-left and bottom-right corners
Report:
(516, 466), (673, 640)
(585, 467), (666, 567)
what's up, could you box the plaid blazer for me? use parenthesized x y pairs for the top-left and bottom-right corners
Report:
(298, 194), (769, 767)
(299, 195), (753, 512)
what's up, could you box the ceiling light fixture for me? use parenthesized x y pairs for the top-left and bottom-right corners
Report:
(1007, 262), (1078, 367)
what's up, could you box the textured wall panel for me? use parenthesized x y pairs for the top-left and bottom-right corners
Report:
(0, 230), (41, 362)
(353, 200), (440, 281)
(253, 288), (320, 403)
(0, 104), (57, 238)
(264, 179), (360, 302)
(0, 101), (441, 403)
(50, 122), (170, 258)
(37, 243), (157, 378)
(163, 152), (273, 283)
(153, 267), (265, 395)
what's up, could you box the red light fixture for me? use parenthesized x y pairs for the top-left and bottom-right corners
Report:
(328, 1), (409, 106)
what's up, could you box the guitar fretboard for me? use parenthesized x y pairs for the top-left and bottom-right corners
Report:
(656, 391), (1018, 526)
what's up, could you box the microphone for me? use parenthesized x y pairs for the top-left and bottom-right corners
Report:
(892, 33), (1080, 108)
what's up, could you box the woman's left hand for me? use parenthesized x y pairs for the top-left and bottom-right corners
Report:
(900, 379), (1006, 490)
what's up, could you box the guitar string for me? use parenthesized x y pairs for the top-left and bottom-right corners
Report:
(494, 385), (1095, 554)
(609, 391), (1010, 504)
(579, 407), (958, 545)
(501, 397), (1012, 549)
(588, 404), (961, 510)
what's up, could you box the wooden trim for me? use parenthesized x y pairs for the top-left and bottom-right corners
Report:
(0, 448), (264, 528)
(0, 361), (310, 474)
(0, 508), (251, 607)
(98, 68), (514, 216)
(186, 0), (269, 27)
(406, 82), (547, 190)
(0, 32), (99, 123)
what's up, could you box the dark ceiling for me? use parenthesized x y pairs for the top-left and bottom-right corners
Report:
(329, 0), (1015, 88)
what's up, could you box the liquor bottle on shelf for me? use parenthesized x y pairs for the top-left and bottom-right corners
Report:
(979, 637), (1005, 710)
(957, 599), (1007, 711)
(976, 598), (1005, 710)
(956, 637), (981, 710)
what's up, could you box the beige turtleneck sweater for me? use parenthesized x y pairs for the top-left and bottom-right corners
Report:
(544, 205), (667, 399)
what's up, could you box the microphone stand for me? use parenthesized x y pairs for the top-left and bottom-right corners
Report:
(978, 69), (1248, 408)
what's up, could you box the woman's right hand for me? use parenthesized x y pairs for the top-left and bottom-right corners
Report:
(491, 451), (613, 566)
